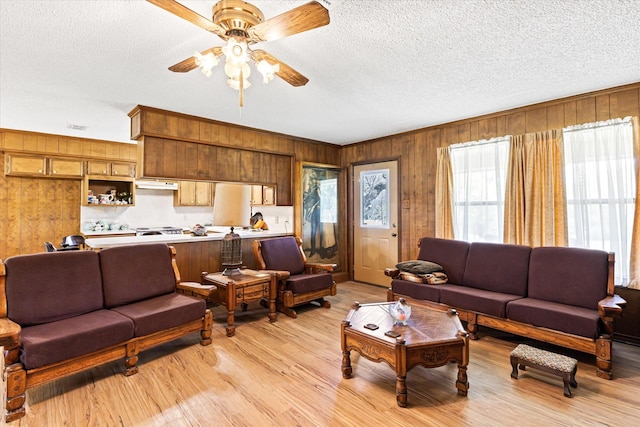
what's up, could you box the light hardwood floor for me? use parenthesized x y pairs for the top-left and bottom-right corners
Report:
(11, 282), (640, 426)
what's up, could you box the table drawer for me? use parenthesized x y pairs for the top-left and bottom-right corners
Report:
(240, 283), (269, 301)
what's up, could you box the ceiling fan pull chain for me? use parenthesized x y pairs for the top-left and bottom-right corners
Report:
(239, 68), (244, 107)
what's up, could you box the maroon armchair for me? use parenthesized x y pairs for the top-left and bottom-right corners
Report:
(253, 236), (337, 318)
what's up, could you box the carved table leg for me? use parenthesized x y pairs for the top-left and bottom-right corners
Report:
(456, 364), (469, 396)
(341, 350), (352, 378)
(226, 307), (236, 337)
(396, 375), (407, 407)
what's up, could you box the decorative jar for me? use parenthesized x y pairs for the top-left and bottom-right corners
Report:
(389, 298), (411, 325)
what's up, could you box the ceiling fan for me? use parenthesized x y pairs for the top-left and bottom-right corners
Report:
(147, 0), (330, 106)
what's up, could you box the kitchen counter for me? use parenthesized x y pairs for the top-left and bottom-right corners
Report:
(85, 229), (291, 249)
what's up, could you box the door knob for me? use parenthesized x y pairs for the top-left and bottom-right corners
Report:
(391, 233), (397, 237)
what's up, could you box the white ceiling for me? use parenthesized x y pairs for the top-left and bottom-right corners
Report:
(1, 0), (639, 146)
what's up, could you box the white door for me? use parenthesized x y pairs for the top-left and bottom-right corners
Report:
(353, 161), (399, 286)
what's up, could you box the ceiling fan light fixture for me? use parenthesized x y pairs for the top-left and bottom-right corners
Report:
(256, 59), (280, 84)
(222, 37), (249, 65)
(227, 77), (251, 91)
(194, 51), (219, 77)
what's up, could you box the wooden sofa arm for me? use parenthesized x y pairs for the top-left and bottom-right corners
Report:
(0, 317), (22, 364)
(384, 267), (400, 278)
(304, 263), (337, 274)
(598, 294), (627, 319)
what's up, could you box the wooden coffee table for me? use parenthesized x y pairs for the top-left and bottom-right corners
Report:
(341, 301), (469, 407)
(200, 269), (288, 337)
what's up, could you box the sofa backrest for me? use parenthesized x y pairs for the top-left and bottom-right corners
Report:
(462, 242), (531, 296)
(5, 251), (104, 326)
(257, 237), (305, 275)
(99, 243), (176, 308)
(417, 237), (469, 285)
(528, 246), (608, 309)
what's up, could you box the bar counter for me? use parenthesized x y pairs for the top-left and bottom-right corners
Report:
(85, 229), (292, 282)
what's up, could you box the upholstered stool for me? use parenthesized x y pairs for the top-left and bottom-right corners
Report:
(510, 344), (578, 397)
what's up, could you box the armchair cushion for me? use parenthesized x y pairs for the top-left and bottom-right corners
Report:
(286, 273), (334, 294)
(257, 237), (305, 275)
(99, 243), (177, 308)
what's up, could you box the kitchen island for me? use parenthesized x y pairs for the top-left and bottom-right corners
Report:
(85, 229), (292, 282)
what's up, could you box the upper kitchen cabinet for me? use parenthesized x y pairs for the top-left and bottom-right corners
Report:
(250, 185), (275, 205)
(86, 160), (135, 177)
(5, 153), (84, 178)
(174, 181), (214, 206)
(137, 136), (292, 205)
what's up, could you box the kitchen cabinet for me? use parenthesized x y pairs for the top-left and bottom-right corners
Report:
(250, 185), (275, 205)
(86, 160), (135, 177)
(83, 175), (135, 206)
(174, 181), (213, 206)
(5, 153), (84, 178)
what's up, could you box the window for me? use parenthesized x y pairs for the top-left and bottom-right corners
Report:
(563, 118), (636, 286)
(450, 137), (510, 242)
(360, 169), (389, 228)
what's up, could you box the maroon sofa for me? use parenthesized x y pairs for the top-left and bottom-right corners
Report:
(0, 243), (213, 422)
(386, 237), (626, 379)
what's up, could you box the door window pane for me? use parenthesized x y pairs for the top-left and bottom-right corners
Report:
(360, 169), (389, 228)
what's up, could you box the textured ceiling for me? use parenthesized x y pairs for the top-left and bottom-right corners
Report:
(1, 0), (639, 146)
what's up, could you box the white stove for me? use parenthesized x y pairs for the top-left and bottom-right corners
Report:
(135, 226), (184, 236)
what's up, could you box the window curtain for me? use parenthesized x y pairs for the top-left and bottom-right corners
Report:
(435, 146), (454, 239)
(504, 130), (568, 247)
(449, 138), (509, 242)
(564, 117), (637, 287)
(630, 116), (640, 289)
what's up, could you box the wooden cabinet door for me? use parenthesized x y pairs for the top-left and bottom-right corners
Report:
(86, 160), (110, 175)
(250, 185), (263, 205)
(49, 158), (84, 177)
(176, 181), (196, 205)
(262, 185), (275, 205)
(194, 181), (212, 206)
(5, 154), (47, 176)
(111, 162), (135, 177)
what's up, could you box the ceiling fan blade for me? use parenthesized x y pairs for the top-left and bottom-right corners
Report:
(169, 47), (223, 73)
(251, 50), (309, 87)
(248, 1), (330, 43)
(146, 0), (226, 37)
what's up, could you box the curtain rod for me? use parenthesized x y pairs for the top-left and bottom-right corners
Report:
(563, 117), (632, 134)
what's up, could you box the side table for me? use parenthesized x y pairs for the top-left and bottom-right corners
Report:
(201, 269), (289, 337)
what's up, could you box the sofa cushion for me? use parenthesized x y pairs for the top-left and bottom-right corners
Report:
(391, 279), (440, 302)
(110, 293), (205, 337)
(258, 237), (305, 275)
(5, 251), (104, 326)
(462, 242), (531, 296)
(438, 284), (523, 318)
(506, 298), (601, 339)
(20, 309), (134, 370)
(99, 243), (177, 308)
(416, 238), (469, 285)
(286, 273), (333, 294)
(528, 247), (608, 309)
(396, 260), (443, 275)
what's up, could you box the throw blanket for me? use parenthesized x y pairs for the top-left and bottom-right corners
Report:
(398, 271), (448, 284)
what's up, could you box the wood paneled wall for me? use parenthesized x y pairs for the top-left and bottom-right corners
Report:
(340, 82), (640, 262)
(0, 130), (137, 259)
(129, 105), (340, 165)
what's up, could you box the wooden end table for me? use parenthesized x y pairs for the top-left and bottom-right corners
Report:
(200, 269), (289, 337)
(341, 301), (469, 407)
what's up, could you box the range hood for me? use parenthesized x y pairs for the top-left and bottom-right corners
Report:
(135, 180), (179, 190)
